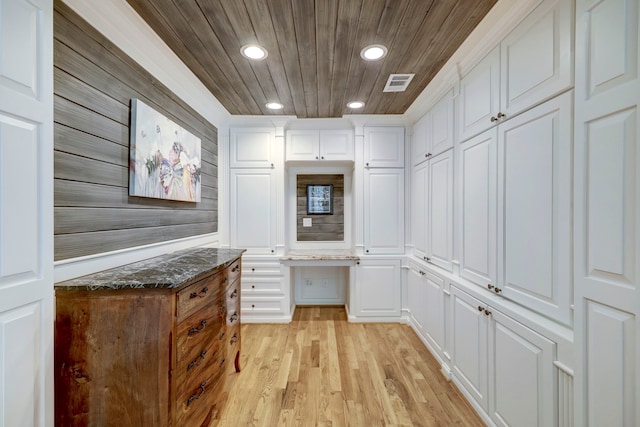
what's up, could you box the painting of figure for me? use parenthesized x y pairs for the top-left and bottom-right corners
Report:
(129, 99), (202, 202)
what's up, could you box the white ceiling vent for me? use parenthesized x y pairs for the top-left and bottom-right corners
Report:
(383, 73), (415, 92)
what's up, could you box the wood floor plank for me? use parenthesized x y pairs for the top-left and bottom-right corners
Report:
(211, 307), (484, 426)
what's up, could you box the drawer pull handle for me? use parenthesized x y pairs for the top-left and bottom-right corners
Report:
(232, 265), (239, 272)
(187, 350), (207, 371)
(229, 312), (239, 323)
(190, 287), (208, 299)
(219, 358), (226, 368)
(220, 331), (225, 340)
(188, 319), (207, 336)
(230, 334), (239, 345)
(222, 277), (228, 284)
(484, 309), (492, 316)
(219, 305), (227, 316)
(230, 289), (238, 298)
(187, 381), (206, 406)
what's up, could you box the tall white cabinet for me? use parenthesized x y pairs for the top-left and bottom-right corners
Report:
(0, 0), (54, 425)
(229, 127), (289, 322)
(574, 0), (640, 425)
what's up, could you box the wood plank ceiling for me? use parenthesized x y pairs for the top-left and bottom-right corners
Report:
(127, 0), (497, 118)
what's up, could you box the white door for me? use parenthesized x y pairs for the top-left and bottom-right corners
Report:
(429, 90), (454, 156)
(426, 149), (453, 271)
(364, 127), (405, 168)
(0, 1), (53, 426)
(411, 161), (428, 259)
(497, 91), (573, 326)
(363, 168), (405, 254)
(574, 0), (640, 425)
(355, 260), (401, 317)
(488, 309), (555, 427)
(458, 47), (501, 141)
(319, 130), (353, 161)
(286, 129), (318, 161)
(423, 271), (446, 358)
(459, 128), (497, 288)
(230, 169), (276, 254)
(407, 266), (426, 332)
(451, 286), (489, 410)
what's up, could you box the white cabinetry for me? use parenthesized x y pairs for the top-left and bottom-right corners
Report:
(459, 92), (573, 325)
(459, 128), (497, 287)
(407, 266), (427, 331)
(363, 126), (405, 255)
(230, 127), (275, 168)
(363, 168), (404, 255)
(451, 286), (556, 427)
(364, 127), (404, 168)
(411, 90), (454, 166)
(458, 0), (573, 141)
(574, 0), (640, 424)
(354, 259), (401, 317)
(229, 168), (276, 255)
(286, 129), (354, 161)
(412, 150), (454, 270)
(240, 258), (289, 322)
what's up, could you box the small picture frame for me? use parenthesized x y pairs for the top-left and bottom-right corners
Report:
(307, 184), (333, 215)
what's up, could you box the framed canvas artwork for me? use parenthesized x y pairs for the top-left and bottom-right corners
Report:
(307, 184), (333, 214)
(129, 98), (202, 202)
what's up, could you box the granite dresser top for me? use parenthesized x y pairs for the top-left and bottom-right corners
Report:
(55, 247), (246, 291)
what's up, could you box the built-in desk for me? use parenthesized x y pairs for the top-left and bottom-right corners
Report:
(280, 249), (359, 266)
(280, 250), (359, 307)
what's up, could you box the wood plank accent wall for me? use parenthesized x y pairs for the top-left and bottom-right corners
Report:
(53, 0), (217, 261)
(296, 175), (344, 242)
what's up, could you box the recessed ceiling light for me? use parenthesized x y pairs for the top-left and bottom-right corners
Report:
(265, 102), (283, 110)
(360, 44), (388, 61)
(241, 44), (268, 60)
(347, 101), (365, 109)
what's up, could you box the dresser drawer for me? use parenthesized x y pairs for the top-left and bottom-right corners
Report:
(176, 272), (226, 321)
(227, 257), (242, 285)
(176, 304), (225, 368)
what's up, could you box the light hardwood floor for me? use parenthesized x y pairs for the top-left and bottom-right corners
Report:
(212, 306), (484, 426)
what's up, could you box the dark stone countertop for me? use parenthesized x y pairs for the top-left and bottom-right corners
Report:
(55, 247), (246, 291)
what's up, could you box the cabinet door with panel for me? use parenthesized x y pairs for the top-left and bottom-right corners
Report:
(500, 0), (573, 118)
(320, 130), (354, 160)
(411, 161), (428, 259)
(458, 47), (501, 141)
(407, 265), (427, 332)
(354, 259), (401, 317)
(286, 130), (318, 160)
(411, 113), (431, 166)
(488, 309), (555, 427)
(426, 149), (454, 271)
(229, 169), (276, 255)
(424, 271), (448, 361)
(458, 0), (573, 141)
(364, 127), (405, 168)
(430, 89), (455, 156)
(451, 286), (489, 411)
(496, 91), (572, 325)
(230, 128), (275, 168)
(459, 128), (498, 287)
(363, 168), (405, 254)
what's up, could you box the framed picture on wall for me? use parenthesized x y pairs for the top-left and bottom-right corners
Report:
(307, 184), (333, 214)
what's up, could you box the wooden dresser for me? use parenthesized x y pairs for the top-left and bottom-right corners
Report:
(54, 248), (244, 426)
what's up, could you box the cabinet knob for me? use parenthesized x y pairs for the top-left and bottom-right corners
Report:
(497, 112), (506, 119)
(425, 257), (431, 262)
(251, 304), (255, 308)
(487, 284), (494, 290)
(494, 287), (502, 294)
(316, 156), (319, 159)
(484, 309), (492, 316)
(251, 285), (255, 289)
(477, 305), (484, 312)
(271, 163), (274, 168)
(365, 249), (369, 253)
(251, 268), (255, 272)
(366, 162), (370, 167)
(490, 116), (498, 122)
(321, 156), (325, 160)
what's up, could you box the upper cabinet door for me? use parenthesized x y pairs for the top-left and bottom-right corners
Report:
(319, 130), (354, 161)
(286, 130), (319, 161)
(364, 127), (405, 168)
(430, 89), (455, 157)
(500, 0), (573, 119)
(458, 47), (501, 142)
(230, 128), (275, 168)
(411, 113), (431, 166)
(497, 91), (573, 326)
(426, 150), (454, 272)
